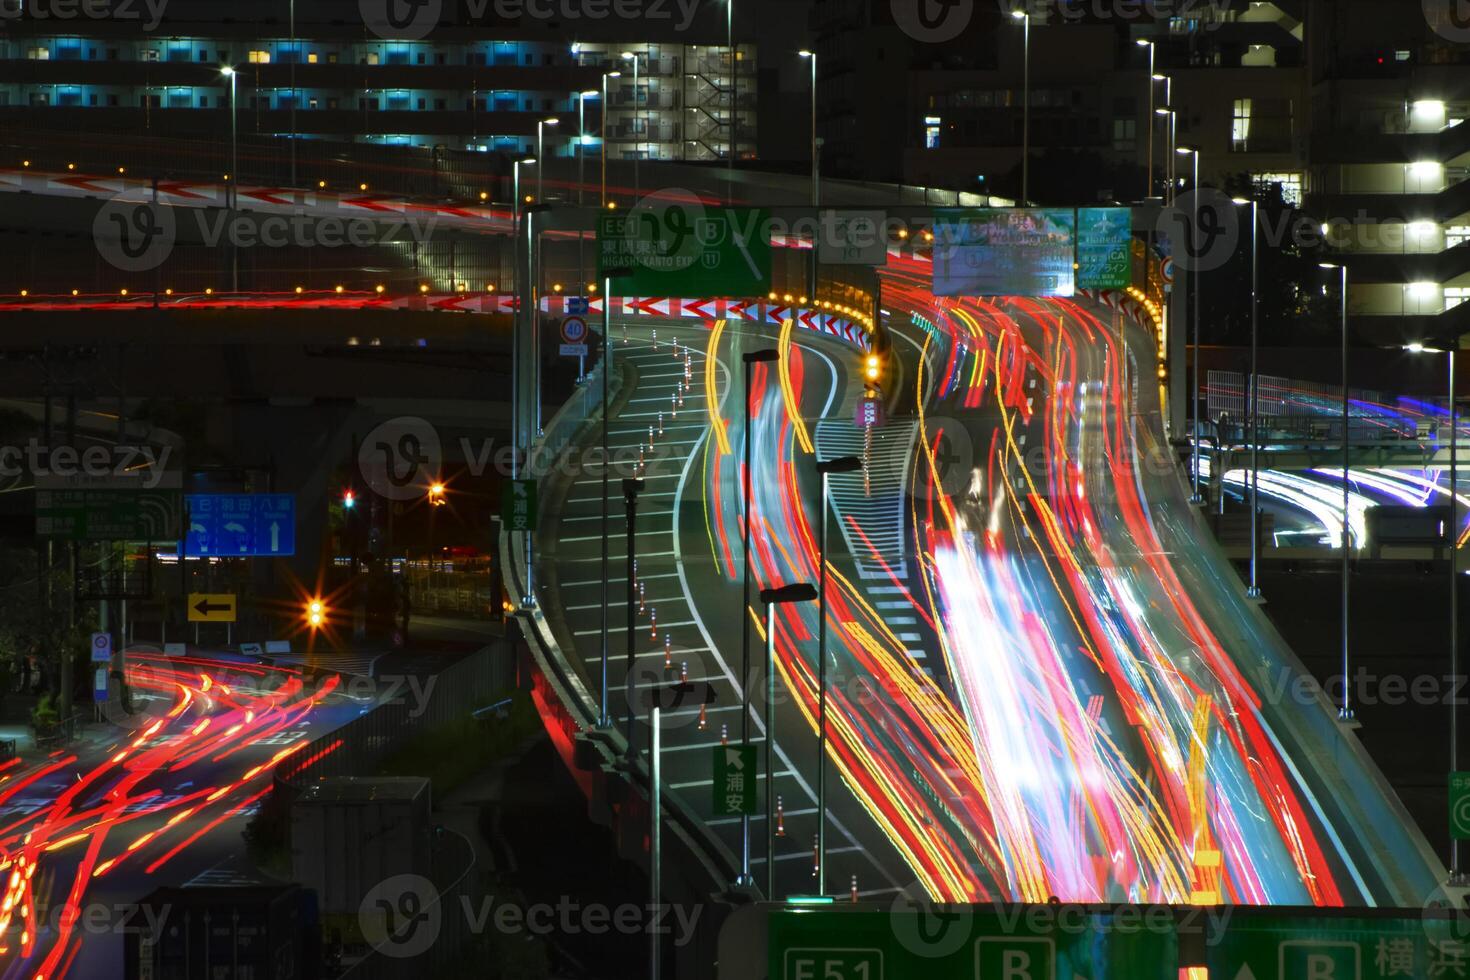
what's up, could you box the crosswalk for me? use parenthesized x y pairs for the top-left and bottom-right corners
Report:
(815, 418), (920, 581)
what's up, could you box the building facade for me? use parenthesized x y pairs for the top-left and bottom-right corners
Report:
(0, 0), (757, 165)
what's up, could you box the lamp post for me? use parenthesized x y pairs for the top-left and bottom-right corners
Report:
(1409, 339), (1460, 879)
(1137, 39), (1154, 198)
(739, 347), (779, 887)
(577, 91), (597, 207)
(814, 455), (861, 894)
(536, 117), (559, 203)
(511, 156), (536, 489)
(1011, 8), (1030, 203)
(1323, 262), (1352, 721)
(1155, 104), (1176, 204)
(601, 71), (621, 208)
(599, 268), (631, 728)
(799, 50), (819, 299)
(220, 65), (238, 292)
(1178, 145), (1203, 504)
(1233, 196), (1261, 598)
(727, 0), (736, 196)
(621, 51), (642, 198)
(759, 581), (819, 900)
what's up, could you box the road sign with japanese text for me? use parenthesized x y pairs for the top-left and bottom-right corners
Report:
(598, 207), (771, 297)
(1452, 772), (1470, 840)
(503, 480), (537, 533)
(713, 744), (757, 816)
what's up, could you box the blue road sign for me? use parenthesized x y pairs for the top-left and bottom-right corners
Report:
(566, 296), (590, 315)
(184, 493), (296, 557)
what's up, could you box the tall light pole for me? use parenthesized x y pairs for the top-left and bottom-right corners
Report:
(289, 0), (297, 186)
(759, 581), (818, 900)
(536, 117), (559, 203)
(601, 71), (621, 208)
(738, 346), (779, 888)
(1178, 145), (1203, 504)
(621, 51), (642, 198)
(1011, 9), (1030, 203)
(800, 50), (819, 299)
(1233, 196), (1261, 598)
(577, 91), (597, 207)
(1137, 39), (1154, 198)
(1155, 104), (1176, 204)
(220, 65), (238, 292)
(727, 0), (736, 198)
(814, 455), (861, 895)
(1323, 262), (1352, 721)
(511, 157), (536, 490)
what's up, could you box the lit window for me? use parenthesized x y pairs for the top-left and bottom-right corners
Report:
(1232, 98), (1252, 151)
(1448, 226), (1470, 249)
(26, 47), (50, 60)
(365, 52), (380, 65)
(1447, 287), (1470, 310)
(307, 52), (319, 64)
(1252, 171), (1302, 207)
(247, 50), (271, 64)
(924, 115), (941, 150)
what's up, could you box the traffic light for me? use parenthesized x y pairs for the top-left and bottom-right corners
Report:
(864, 353), (881, 384)
(306, 599), (326, 628)
(428, 482), (447, 507)
(342, 489), (356, 510)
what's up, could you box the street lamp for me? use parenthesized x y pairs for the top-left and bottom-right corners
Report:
(220, 65), (238, 292)
(623, 477), (646, 756)
(759, 581), (819, 900)
(536, 117), (559, 203)
(1137, 39), (1154, 198)
(1232, 196), (1262, 599)
(1408, 339), (1460, 881)
(1177, 145), (1203, 504)
(621, 51), (643, 198)
(814, 455), (861, 894)
(599, 266), (633, 727)
(1011, 9), (1030, 202)
(1322, 262), (1353, 723)
(577, 91), (598, 208)
(601, 71), (621, 208)
(1155, 104), (1176, 203)
(511, 157), (536, 495)
(799, 50), (819, 299)
(739, 347), (779, 887)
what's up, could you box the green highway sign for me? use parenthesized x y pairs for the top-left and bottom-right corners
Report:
(768, 906), (1175, 979)
(1451, 771), (1470, 840)
(1206, 910), (1470, 980)
(598, 206), (771, 297)
(36, 489), (182, 541)
(713, 744), (757, 817)
(1077, 207), (1133, 290)
(502, 480), (537, 533)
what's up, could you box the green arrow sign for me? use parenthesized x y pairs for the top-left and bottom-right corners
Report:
(36, 489), (182, 541)
(502, 480), (537, 533)
(768, 907), (1176, 979)
(598, 206), (771, 297)
(1206, 910), (1470, 980)
(712, 744), (757, 816)
(1452, 771), (1470, 840)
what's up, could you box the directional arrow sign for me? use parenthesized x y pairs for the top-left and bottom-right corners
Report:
(188, 593), (237, 623)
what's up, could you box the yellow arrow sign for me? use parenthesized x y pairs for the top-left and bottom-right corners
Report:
(187, 593), (237, 623)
